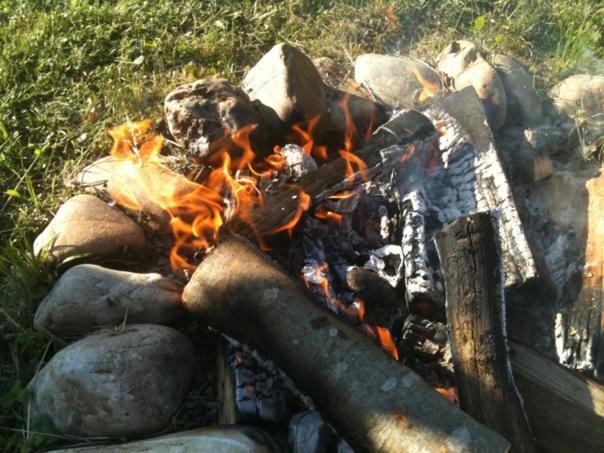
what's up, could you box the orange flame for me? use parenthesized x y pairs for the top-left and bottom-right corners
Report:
(314, 208), (343, 223)
(374, 326), (399, 361)
(328, 190), (358, 200)
(269, 190), (311, 237)
(411, 65), (440, 103)
(435, 386), (459, 405)
(291, 116), (328, 160)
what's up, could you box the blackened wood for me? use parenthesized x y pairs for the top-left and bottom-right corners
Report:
(227, 110), (436, 240)
(510, 340), (604, 453)
(435, 213), (536, 452)
(182, 235), (510, 452)
(216, 338), (293, 427)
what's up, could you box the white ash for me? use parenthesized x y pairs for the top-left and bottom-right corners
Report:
(281, 144), (318, 180)
(363, 244), (403, 288)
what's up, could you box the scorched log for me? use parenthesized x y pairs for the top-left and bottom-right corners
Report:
(435, 213), (537, 452)
(227, 110), (436, 241)
(182, 235), (510, 452)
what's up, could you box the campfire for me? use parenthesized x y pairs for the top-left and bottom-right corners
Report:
(28, 43), (604, 452)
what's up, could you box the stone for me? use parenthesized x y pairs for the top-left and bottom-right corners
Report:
(436, 40), (481, 78)
(242, 44), (326, 126)
(28, 324), (194, 437)
(76, 156), (180, 230)
(324, 86), (388, 142)
(492, 54), (542, 125)
(551, 74), (604, 120)
(353, 54), (442, 107)
(551, 74), (604, 148)
(436, 41), (507, 129)
(494, 126), (554, 183)
(33, 194), (146, 264)
(34, 264), (184, 336)
(288, 411), (336, 453)
(54, 426), (278, 452)
(164, 78), (277, 158)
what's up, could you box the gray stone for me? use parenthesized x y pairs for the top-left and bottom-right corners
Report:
(34, 264), (183, 335)
(33, 194), (146, 264)
(54, 426), (278, 452)
(455, 58), (507, 129)
(493, 54), (542, 125)
(164, 78), (277, 158)
(77, 156), (178, 230)
(436, 40), (481, 78)
(551, 74), (604, 120)
(354, 54), (442, 107)
(325, 86), (388, 139)
(242, 44), (326, 125)
(28, 324), (194, 437)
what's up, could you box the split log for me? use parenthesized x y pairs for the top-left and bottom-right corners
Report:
(509, 340), (604, 453)
(424, 87), (537, 288)
(228, 110), (436, 240)
(182, 235), (510, 452)
(435, 213), (537, 452)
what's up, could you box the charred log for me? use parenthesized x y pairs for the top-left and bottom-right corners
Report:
(435, 213), (537, 453)
(182, 235), (510, 452)
(227, 110), (436, 241)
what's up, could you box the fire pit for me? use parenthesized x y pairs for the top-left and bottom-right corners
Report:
(27, 43), (604, 452)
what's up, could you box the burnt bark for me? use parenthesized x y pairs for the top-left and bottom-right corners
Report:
(182, 235), (510, 453)
(435, 213), (536, 452)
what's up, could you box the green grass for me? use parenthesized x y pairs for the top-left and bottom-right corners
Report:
(0, 0), (601, 450)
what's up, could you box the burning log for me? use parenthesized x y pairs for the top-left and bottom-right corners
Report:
(228, 110), (436, 240)
(182, 236), (510, 452)
(435, 213), (537, 452)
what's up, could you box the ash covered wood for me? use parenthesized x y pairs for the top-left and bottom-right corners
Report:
(183, 236), (510, 452)
(435, 213), (536, 452)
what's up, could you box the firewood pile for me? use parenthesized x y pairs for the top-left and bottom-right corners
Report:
(29, 42), (604, 452)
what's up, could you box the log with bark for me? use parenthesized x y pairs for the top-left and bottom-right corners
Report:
(182, 235), (510, 452)
(435, 213), (537, 452)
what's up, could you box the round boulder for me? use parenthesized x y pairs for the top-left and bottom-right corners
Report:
(436, 40), (481, 78)
(242, 44), (326, 126)
(492, 54), (542, 125)
(28, 324), (194, 437)
(34, 264), (184, 336)
(164, 78), (276, 158)
(33, 194), (146, 264)
(551, 74), (604, 120)
(455, 58), (507, 130)
(354, 54), (442, 107)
